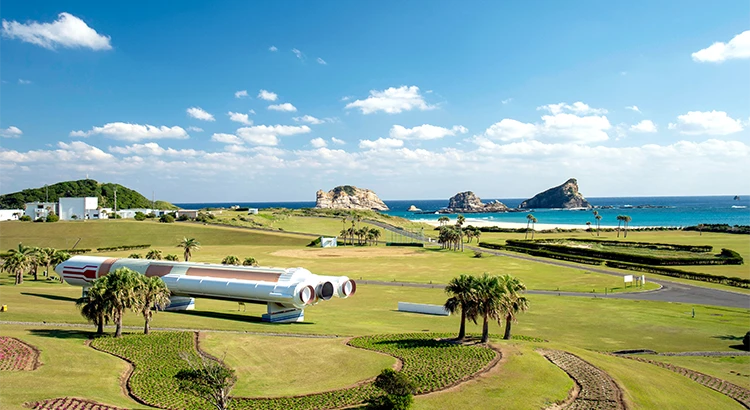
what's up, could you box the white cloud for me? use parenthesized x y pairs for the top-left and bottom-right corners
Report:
(249, 109), (256, 115)
(692, 30), (750, 63)
(340, 96), (351, 102)
(268, 103), (297, 112)
(316, 57), (327, 65)
(1, 12), (112, 51)
(483, 119), (537, 141)
(108, 142), (201, 157)
(269, 45), (278, 52)
(258, 89), (278, 101)
(292, 48), (304, 60)
(187, 126), (203, 132)
(234, 90), (249, 99)
(390, 124), (468, 140)
(1, 126), (23, 138)
(538, 102), (607, 115)
(630, 120), (657, 133)
(331, 137), (346, 145)
(236, 125), (310, 146)
(345, 85), (435, 114)
(228, 111), (253, 125)
(70, 122), (189, 141)
(18, 79), (31, 85)
(224, 144), (250, 153)
(186, 107), (215, 121)
(359, 138), (404, 150)
(211, 133), (243, 144)
(625, 105), (642, 114)
(293, 115), (327, 125)
(310, 137), (327, 148)
(668, 111), (744, 135)
(501, 98), (513, 105)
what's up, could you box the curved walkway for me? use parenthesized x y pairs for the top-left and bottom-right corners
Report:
(366, 220), (750, 309)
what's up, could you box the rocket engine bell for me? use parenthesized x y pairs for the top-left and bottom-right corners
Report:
(56, 256), (356, 323)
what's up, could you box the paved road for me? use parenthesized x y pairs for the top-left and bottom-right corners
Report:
(366, 221), (750, 309)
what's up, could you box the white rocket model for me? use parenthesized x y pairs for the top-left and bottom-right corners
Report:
(56, 256), (356, 323)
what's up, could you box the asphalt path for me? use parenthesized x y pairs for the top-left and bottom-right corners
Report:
(366, 221), (750, 309)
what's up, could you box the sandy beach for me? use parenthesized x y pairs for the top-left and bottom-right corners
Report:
(421, 218), (592, 230)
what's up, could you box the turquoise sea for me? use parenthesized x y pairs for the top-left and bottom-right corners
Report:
(174, 196), (750, 228)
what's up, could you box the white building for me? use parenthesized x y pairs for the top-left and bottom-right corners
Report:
(248, 208), (259, 215)
(24, 202), (58, 221)
(0, 209), (24, 221)
(320, 237), (338, 248)
(59, 197), (99, 220)
(116, 208), (171, 219)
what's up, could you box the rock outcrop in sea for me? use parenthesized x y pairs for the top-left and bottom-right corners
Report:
(407, 205), (421, 212)
(446, 191), (509, 213)
(315, 185), (389, 211)
(518, 178), (591, 209)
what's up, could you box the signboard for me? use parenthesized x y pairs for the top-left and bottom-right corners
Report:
(641, 275), (646, 284)
(624, 275), (634, 283)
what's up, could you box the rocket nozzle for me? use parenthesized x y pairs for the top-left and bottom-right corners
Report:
(317, 281), (335, 301)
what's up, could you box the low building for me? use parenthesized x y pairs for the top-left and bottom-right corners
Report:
(248, 208), (259, 215)
(176, 209), (200, 219)
(59, 197), (98, 220)
(320, 237), (337, 248)
(0, 209), (24, 221)
(24, 202), (58, 221)
(116, 208), (171, 219)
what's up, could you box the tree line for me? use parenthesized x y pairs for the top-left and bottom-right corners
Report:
(2, 244), (71, 284)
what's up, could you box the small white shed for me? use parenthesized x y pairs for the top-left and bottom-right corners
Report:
(320, 237), (337, 248)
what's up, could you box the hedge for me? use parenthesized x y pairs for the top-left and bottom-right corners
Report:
(683, 224), (750, 235)
(96, 244), (151, 252)
(60, 248), (91, 255)
(604, 261), (750, 288)
(477, 242), (605, 266)
(560, 238), (713, 253)
(386, 242), (424, 247)
(504, 240), (743, 266)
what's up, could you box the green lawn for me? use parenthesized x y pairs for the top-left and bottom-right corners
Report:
(201, 333), (396, 397)
(638, 355), (750, 389)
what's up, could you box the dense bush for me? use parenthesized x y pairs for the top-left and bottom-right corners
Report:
(385, 243), (424, 247)
(60, 248), (91, 255)
(159, 214), (175, 223)
(19, 215), (32, 221)
(177, 214), (190, 221)
(684, 224), (750, 235)
(96, 244), (150, 252)
(134, 212), (147, 221)
(561, 238), (713, 253)
(45, 212), (59, 222)
(603, 261), (750, 288)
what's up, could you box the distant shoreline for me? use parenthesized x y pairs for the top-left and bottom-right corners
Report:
(421, 219), (599, 230)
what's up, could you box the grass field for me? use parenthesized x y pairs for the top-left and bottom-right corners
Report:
(1, 218), (748, 409)
(638, 355), (750, 389)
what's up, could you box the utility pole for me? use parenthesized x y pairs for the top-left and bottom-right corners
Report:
(114, 187), (117, 213)
(45, 184), (48, 202)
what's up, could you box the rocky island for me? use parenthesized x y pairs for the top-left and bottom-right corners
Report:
(444, 191), (510, 213)
(315, 185), (389, 211)
(518, 178), (591, 209)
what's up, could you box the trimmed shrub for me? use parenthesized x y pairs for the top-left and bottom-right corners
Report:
(96, 244), (151, 252)
(159, 214), (175, 223)
(604, 260), (749, 288)
(134, 212), (147, 221)
(19, 215), (32, 221)
(45, 212), (59, 222)
(385, 243), (424, 247)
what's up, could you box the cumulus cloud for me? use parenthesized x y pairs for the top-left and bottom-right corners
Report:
(234, 90), (249, 99)
(538, 102), (607, 115)
(258, 89), (278, 101)
(501, 98), (513, 105)
(268, 103), (297, 112)
(187, 126), (203, 132)
(70, 122), (189, 141)
(293, 115), (328, 125)
(481, 110), (611, 143)
(390, 124), (468, 140)
(211, 133), (242, 144)
(1, 126), (23, 138)
(316, 57), (327, 65)
(359, 138), (404, 150)
(483, 119), (537, 141)
(331, 137), (346, 145)
(345, 85), (435, 114)
(310, 137), (327, 148)
(668, 111), (743, 135)
(236, 125), (310, 146)
(1, 12), (112, 50)
(692, 30), (750, 63)
(228, 111), (253, 125)
(630, 120), (657, 133)
(626, 106), (641, 114)
(269, 45), (277, 52)
(186, 107), (215, 121)
(108, 142), (201, 157)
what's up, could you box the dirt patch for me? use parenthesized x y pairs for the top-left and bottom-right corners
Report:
(271, 247), (426, 259)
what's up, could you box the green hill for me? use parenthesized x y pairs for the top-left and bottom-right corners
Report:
(0, 179), (177, 210)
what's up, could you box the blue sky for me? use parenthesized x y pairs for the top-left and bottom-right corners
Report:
(1, 1), (748, 202)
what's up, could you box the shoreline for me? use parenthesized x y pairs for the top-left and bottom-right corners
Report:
(421, 219), (593, 230)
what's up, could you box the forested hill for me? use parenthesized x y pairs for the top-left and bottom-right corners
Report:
(0, 179), (177, 210)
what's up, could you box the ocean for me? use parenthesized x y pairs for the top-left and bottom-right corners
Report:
(173, 195), (750, 228)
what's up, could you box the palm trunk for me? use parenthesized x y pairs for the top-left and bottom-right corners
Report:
(503, 316), (512, 340)
(16, 269), (22, 285)
(458, 309), (466, 340)
(531, 224), (535, 240)
(481, 315), (489, 343)
(624, 222), (628, 238)
(97, 313), (104, 334)
(144, 316), (150, 335)
(32, 264), (38, 281)
(617, 222), (621, 237)
(525, 221), (530, 239)
(115, 311), (123, 338)
(46, 262), (51, 277)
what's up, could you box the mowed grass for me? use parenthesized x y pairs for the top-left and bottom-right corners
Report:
(200, 333), (396, 397)
(0, 325), (151, 410)
(413, 343), (572, 409)
(638, 355), (750, 389)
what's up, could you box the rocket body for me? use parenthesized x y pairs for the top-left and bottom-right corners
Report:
(56, 256), (355, 322)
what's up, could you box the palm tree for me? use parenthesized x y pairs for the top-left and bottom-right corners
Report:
(129, 253), (142, 259)
(586, 221), (593, 236)
(242, 257), (258, 266)
(146, 249), (163, 260)
(100, 267), (142, 338)
(339, 229), (348, 246)
(221, 255), (241, 265)
(76, 280), (111, 334)
(164, 254), (179, 261)
(474, 273), (504, 343)
(438, 216), (450, 227)
(497, 274), (529, 340)
(370, 228), (381, 245)
(530, 216), (538, 240)
(444, 275), (477, 340)
(623, 215), (632, 238)
(5, 244), (35, 284)
(473, 227), (482, 244)
(595, 214), (602, 237)
(456, 215), (466, 251)
(28, 247), (42, 281)
(50, 250), (71, 283)
(616, 215), (624, 238)
(136, 276), (171, 335)
(39, 247), (56, 278)
(178, 237), (201, 262)
(525, 214), (534, 239)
